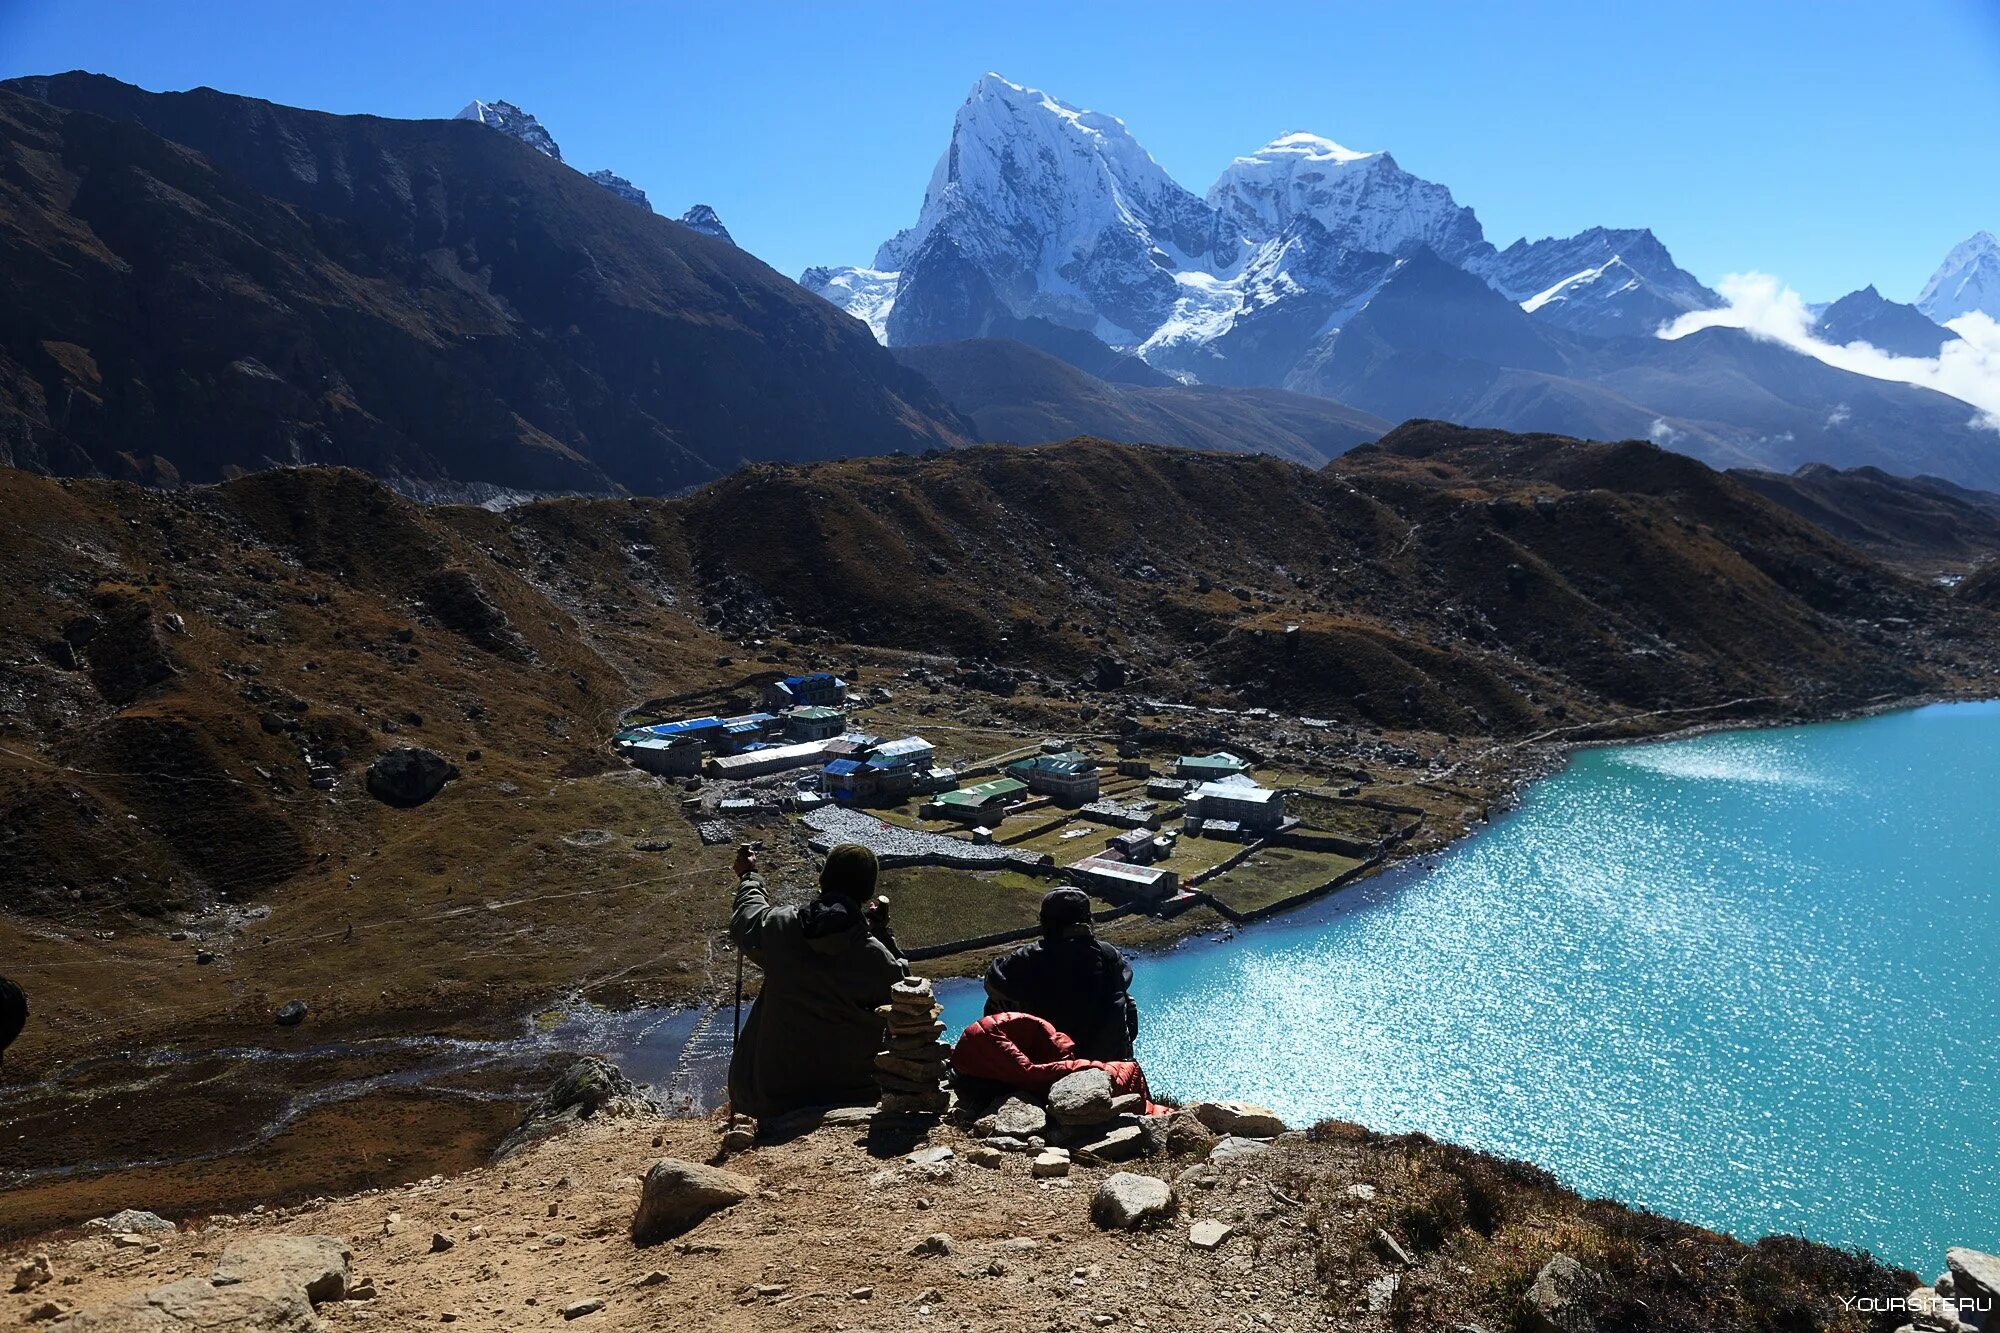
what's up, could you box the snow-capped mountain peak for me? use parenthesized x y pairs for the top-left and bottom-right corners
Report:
(1206, 132), (1489, 265)
(1917, 230), (2000, 322)
(455, 99), (561, 162)
(866, 72), (1242, 342)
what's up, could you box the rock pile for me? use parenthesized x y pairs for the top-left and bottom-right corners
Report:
(874, 977), (952, 1115)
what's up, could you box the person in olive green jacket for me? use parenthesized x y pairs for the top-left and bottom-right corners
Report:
(726, 842), (909, 1120)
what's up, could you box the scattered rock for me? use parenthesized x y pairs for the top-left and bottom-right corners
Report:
(212, 1236), (352, 1305)
(274, 1000), (308, 1028)
(1189, 1100), (1286, 1138)
(562, 1297), (606, 1320)
(1047, 1069), (1116, 1126)
(1375, 1228), (1416, 1266)
(1090, 1173), (1175, 1230)
(636, 1271), (669, 1288)
(1189, 1220), (1234, 1250)
(1208, 1136), (1273, 1165)
(364, 747), (459, 809)
(1152, 1109), (1218, 1157)
(58, 1275), (315, 1329)
(429, 1232), (454, 1254)
(496, 1057), (657, 1159)
(992, 1096), (1049, 1138)
(1525, 1253), (1599, 1333)
(86, 1210), (173, 1234)
(905, 1145), (954, 1167)
(1031, 1151), (1072, 1179)
(631, 1159), (755, 1246)
(1077, 1125), (1146, 1163)
(967, 1146), (1004, 1168)
(11, 1255), (51, 1293)
(1367, 1272), (1401, 1313)
(912, 1233), (954, 1256)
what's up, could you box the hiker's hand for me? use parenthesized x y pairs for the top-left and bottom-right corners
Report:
(865, 895), (890, 930)
(734, 846), (758, 878)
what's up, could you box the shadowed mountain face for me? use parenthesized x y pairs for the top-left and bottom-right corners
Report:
(1728, 461), (2000, 561)
(1810, 285), (1959, 358)
(1281, 255), (2000, 488)
(891, 338), (1387, 467)
(0, 74), (967, 494)
(677, 424), (1998, 722)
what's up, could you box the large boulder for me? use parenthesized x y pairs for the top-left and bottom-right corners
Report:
(52, 1276), (317, 1331)
(84, 1210), (174, 1233)
(1524, 1253), (1599, 1333)
(496, 1057), (657, 1159)
(366, 747), (460, 808)
(1189, 1100), (1286, 1138)
(1047, 1069), (1116, 1126)
(631, 1159), (756, 1246)
(212, 1235), (350, 1305)
(1090, 1172), (1176, 1230)
(1947, 1249), (2000, 1316)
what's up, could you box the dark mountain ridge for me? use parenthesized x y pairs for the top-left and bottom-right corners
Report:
(0, 72), (968, 494)
(891, 338), (1387, 466)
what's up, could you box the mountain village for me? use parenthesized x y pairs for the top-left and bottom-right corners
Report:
(613, 668), (1417, 954)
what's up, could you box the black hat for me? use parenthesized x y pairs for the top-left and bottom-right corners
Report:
(1039, 887), (1093, 935)
(819, 843), (879, 901)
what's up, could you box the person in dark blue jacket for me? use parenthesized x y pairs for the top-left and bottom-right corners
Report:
(981, 888), (1138, 1062)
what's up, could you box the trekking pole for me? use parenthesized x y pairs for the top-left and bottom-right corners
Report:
(732, 945), (745, 1046)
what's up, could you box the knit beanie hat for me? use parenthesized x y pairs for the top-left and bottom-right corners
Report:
(819, 843), (880, 901)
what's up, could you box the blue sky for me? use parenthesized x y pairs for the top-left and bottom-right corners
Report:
(3, 0), (1996, 301)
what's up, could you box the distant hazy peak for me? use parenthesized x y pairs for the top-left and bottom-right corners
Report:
(455, 98), (561, 162)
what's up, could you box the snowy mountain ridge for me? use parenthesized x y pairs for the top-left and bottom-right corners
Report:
(457, 96), (727, 237)
(456, 99), (561, 161)
(1918, 231), (2000, 323)
(802, 73), (1716, 372)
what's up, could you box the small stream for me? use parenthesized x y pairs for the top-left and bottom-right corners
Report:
(2, 1004), (728, 1188)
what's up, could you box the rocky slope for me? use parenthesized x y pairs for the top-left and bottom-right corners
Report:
(0, 74), (967, 494)
(1727, 461), (2000, 564)
(2, 1098), (1933, 1333)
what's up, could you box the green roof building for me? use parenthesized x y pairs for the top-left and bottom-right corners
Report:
(928, 777), (1028, 821)
(1175, 751), (1250, 781)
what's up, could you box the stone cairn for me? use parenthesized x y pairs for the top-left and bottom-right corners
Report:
(874, 977), (953, 1115)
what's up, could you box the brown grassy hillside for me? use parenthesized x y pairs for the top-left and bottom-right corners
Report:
(2, 425), (1995, 1229)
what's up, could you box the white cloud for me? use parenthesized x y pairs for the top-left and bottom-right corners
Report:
(1647, 417), (1684, 446)
(1658, 272), (2000, 431)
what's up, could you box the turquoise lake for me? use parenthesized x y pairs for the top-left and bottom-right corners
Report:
(941, 702), (2000, 1271)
